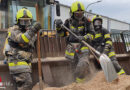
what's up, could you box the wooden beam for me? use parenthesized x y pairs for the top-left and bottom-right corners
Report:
(0, 53), (130, 66)
(116, 54), (130, 58)
(0, 29), (8, 31)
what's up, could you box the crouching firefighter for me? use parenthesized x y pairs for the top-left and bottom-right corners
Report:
(55, 1), (94, 83)
(92, 15), (125, 75)
(3, 8), (41, 90)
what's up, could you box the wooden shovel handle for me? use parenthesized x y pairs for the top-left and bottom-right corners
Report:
(35, 3), (43, 90)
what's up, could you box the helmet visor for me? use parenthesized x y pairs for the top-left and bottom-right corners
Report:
(19, 18), (32, 26)
(94, 20), (102, 26)
(74, 11), (84, 20)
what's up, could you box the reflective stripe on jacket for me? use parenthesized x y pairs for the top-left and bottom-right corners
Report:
(65, 44), (89, 59)
(93, 28), (112, 47)
(8, 61), (31, 74)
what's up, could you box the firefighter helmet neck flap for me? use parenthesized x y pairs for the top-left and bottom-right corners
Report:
(70, 1), (85, 21)
(92, 15), (102, 31)
(16, 8), (33, 31)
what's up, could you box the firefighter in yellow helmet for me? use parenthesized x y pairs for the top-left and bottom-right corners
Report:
(3, 8), (41, 90)
(92, 15), (125, 75)
(55, 1), (94, 83)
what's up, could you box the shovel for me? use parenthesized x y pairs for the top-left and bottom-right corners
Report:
(61, 24), (118, 82)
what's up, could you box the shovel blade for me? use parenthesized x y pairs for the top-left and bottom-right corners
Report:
(99, 54), (118, 82)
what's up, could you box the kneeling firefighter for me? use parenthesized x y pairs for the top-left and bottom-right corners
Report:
(92, 15), (125, 75)
(55, 1), (94, 82)
(3, 8), (41, 90)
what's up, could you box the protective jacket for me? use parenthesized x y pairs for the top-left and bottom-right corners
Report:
(92, 28), (114, 56)
(3, 25), (37, 74)
(57, 17), (94, 59)
(93, 28), (125, 74)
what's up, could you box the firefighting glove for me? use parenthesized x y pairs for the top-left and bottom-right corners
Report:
(55, 19), (63, 28)
(31, 22), (41, 33)
(103, 44), (111, 54)
(103, 49), (108, 55)
(84, 34), (93, 41)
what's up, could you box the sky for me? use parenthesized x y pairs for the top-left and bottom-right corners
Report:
(57, 0), (130, 23)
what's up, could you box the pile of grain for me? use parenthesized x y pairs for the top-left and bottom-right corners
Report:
(43, 71), (130, 90)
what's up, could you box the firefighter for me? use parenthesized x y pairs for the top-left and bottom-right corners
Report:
(55, 1), (94, 83)
(3, 8), (41, 90)
(92, 15), (125, 75)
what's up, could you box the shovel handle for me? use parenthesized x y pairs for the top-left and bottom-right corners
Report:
(35, 3), (43, 90)
(62, 24), (101, 56)
(89, 47), (100, 63)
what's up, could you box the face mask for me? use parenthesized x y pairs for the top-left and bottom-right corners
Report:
(93, 20), (102, 31)
(74, 11), (84, 20)
(94, 25), (102, 31)
(19, 18), (32, 26)
(18, 18), (32, 32)
(94, 20), (102, 26)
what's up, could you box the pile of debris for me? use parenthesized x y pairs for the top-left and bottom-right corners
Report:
(42, 71), (130, 90)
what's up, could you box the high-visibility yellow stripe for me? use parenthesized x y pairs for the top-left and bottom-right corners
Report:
(108, 52), (116, 57)
(80, 47), (88, 50)
(84, 34), (94, 40)
(70, 26), (75, 29)
(105, 49), (109, 51)
(118, 69), (125, 75)
(70, 26), (84, 29)
(106, 41), (112, 46)
(78, 26), (84, 29)
(65, 50), (74, 56)
(56, 27), (61, 30)
(59, 32), (64, 36)
(87, 33), (94, 40)
(9, 62), (29, 67)
(21, 34), (29, 43)
(95, 33), (102, 39)
(104, 34), (110, 38)
(76, 77), (85, 83)
(8, 32), (11, 37)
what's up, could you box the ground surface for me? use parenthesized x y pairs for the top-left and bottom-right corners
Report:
(33, 71), (130, 90)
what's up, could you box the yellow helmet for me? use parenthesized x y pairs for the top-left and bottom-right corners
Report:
(92, 15), (102, 24)
(70, 1), (85, 16)
(16, 8), (33, 22)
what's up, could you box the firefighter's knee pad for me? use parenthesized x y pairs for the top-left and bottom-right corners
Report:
(77, 60), (89, 69)
(75, 60), (89, 77)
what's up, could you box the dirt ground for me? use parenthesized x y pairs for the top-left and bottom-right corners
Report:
(33, 71), (130, 90)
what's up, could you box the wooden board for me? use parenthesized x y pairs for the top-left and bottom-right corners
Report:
(42, 63), (54, 85)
